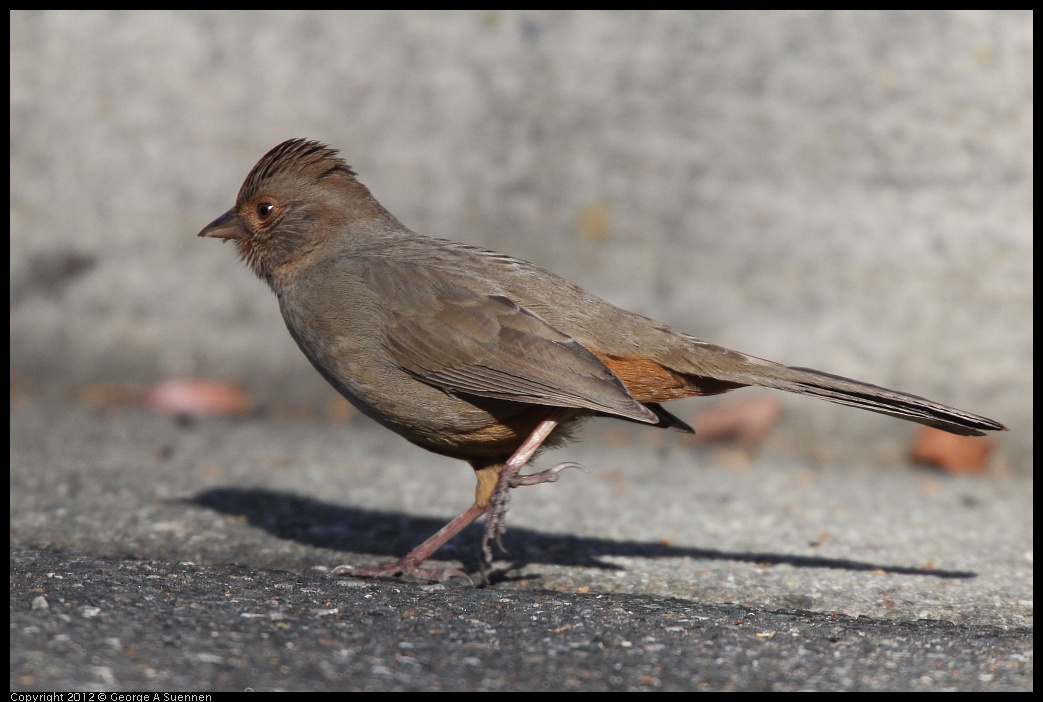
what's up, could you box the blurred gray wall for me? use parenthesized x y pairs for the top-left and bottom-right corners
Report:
(10, 11), (1032, 461)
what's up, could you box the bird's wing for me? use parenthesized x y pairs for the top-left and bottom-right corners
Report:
(362, 260), (657, 424)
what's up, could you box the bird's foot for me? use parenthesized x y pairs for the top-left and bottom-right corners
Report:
(332, 561), (473, 585)
(480, 460), (586, 580)
(507, 461), (586, 488)
(330, 502), (486, 585)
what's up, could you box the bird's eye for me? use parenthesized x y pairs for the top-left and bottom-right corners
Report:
(256, 202), (276, 222)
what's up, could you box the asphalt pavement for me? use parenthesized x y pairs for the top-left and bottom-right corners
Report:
(10, 395), (1032, 691)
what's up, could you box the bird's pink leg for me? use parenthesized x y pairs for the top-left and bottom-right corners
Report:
(480, 410), (581, 580)
(332, 502), (485, 583)
(333, 409), (577, 584)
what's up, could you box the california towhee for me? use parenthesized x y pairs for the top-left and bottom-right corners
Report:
(199, 138), (1006, 583)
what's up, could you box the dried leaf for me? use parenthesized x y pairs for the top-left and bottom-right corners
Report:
(147, 379), (251, 418)
(909, 426), (995, 473)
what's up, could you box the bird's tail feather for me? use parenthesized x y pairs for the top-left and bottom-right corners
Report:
(766, 365), (1006, 436)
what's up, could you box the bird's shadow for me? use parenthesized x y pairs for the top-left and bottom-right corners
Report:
(186, 487), (976, 583)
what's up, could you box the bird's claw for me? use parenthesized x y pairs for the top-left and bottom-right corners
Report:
(481, 461), (586, 580)
(332, 562), (474, 585)
(507, 461), (586, 487)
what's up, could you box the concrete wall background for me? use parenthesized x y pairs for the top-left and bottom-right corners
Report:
(10, 11), (1032, 461)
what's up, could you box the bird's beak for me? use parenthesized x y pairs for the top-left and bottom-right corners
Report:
(198, 209), (249, 241)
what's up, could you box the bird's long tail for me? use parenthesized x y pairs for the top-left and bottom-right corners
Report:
(679, 338), (1006, 436)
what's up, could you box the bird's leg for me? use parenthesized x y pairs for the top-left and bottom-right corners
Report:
(480, 410), (582, 580)
(334, 409), (578, 585)
(332, 502), (485, 584)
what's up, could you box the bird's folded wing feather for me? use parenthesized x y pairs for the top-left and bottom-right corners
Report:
(363, 261), (657, 424)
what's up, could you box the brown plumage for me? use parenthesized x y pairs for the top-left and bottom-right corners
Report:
(199, 138), (1006, 583)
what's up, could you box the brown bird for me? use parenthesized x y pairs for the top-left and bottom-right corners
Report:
(199, 138), (1006, 583)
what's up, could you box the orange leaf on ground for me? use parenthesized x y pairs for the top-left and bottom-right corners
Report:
(909, 426), (995, 473)
(147, 379), (252, 418)
(692, 396), (781, 448)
